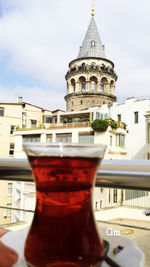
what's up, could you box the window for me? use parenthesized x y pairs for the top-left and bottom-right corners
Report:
(47, 134), (52, 143)
(10, 125), (15, 135)
(22, 112), (27, 127)
(113, 189), (117, 203)
(56, 133), (72, 143)
(118, 114), (121, 122)
(110, 135), (113, 146)
(92, 100), (94, 105)
(79, 77), (86, 90)
(30, 120), (37, 128)
(81, 82), (86, 90)
(96, 112), (103, 120)
(121, 189), (124, 202)
(0, 107), (4, 116)
(81, 100), (83, 105)
(96, 112), (100, 119)
(91, 40), (96, 47)
(100, 82), (104, 91)
(53, 116), (57, 123)
(45, 116), (52, 124)
(134, 112), (139, 124)
(116, 134), (125, 147)
(9, 143), (14, 156)
(79, 132), (94, 144)
(8, 183), (13, 195)
(23, 134), (40, 143)
(71, 78), (75, 92)
(81, 63), (85, 69)
(91, 81), (95, 90)
(6, 204), (12, 217)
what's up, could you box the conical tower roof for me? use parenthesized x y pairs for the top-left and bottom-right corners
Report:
(78, 17), (105, 59)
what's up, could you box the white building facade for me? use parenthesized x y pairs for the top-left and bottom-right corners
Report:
(111, 97), (150, 159)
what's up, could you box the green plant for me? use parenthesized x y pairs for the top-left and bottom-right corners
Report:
(109, 119), (117, 129)
(91, 119), (109, 132)
(104, 118), (117, 129)
(16, 125), (21, 131)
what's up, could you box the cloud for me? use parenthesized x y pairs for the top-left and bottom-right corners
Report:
(0, 84), (66, 111)
(0, 0), (73, 87)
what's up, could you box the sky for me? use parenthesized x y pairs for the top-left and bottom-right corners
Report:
(0, 0), (150, 111)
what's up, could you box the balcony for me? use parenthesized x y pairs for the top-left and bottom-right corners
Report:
(0, 159), (150, 266)
(65, 64), (118, 80)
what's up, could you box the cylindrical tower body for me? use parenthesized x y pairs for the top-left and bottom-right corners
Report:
(65, 57), (117, 111)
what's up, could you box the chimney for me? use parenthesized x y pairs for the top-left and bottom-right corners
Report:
(18, 96), (23, 104)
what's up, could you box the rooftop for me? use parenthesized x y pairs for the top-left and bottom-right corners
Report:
(78, 17), (105, 59)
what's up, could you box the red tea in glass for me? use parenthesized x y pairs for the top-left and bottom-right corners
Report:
(24, 143), (106, 267)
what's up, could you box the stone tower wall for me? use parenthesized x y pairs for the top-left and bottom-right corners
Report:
(65, 93), (115, 112)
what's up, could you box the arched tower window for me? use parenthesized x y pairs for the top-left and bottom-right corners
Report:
(100, 82), (104, 91)
(71, 78), (75, 92)
(81, 63), (86, 69)
(91, 81), (95, 90)
(90, 76), (97, 91)
(79, 76), (86, 91)
(110, 80), (115, 86)
(100, 77), (108, 91)
(82, 82), (86, 89)
(67, 81), (69, 93)
(110, 80), (115, 94)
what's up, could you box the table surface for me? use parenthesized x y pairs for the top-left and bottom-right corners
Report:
(0, 227), (145, 267)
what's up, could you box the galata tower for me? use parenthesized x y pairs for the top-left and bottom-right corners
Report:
(64, 3), (117, 112)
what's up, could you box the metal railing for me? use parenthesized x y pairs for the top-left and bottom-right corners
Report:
(0, 159), (150, 190)
(0, 158), (149, 266)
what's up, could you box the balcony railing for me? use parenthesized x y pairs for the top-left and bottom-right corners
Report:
(0, 159), (150, 266)
(0, 159), (150, 190)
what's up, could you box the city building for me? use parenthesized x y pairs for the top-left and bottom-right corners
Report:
(0, 97), (52, 224)
(111, 97), (150, 159)
(0, 97), (52, 158)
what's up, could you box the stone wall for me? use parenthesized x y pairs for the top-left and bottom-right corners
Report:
(65, 93), (116, 111)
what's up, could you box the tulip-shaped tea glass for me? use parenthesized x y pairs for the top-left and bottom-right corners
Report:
(23, 143), (106, 267)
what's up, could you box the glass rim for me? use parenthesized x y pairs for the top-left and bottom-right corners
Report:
(23, 142), (107, 158)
